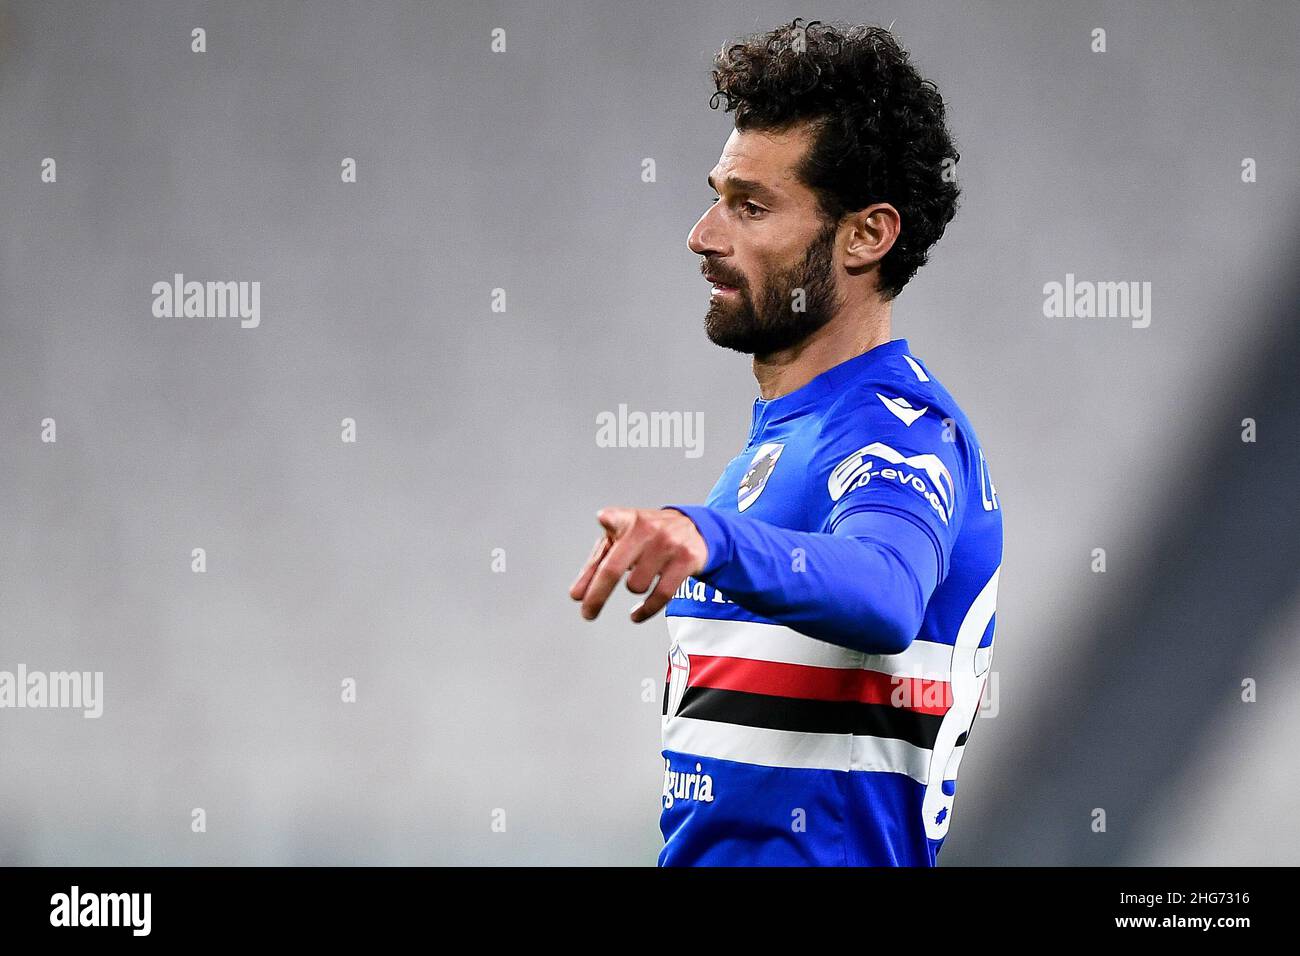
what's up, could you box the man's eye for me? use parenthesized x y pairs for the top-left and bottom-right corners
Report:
(709, 196), (764, 217)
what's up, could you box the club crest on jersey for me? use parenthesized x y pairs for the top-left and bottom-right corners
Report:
(665, 642), (690, 717)
(737, 442), (784, 512)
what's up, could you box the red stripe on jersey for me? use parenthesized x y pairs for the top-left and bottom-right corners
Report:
(687, 654), (952, 714)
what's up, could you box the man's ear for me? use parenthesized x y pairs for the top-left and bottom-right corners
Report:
(841, 203), (901, 270)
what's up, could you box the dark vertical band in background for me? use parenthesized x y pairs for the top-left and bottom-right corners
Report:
(951, 233), (1300, 864)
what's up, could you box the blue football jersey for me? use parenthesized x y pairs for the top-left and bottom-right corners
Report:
(659, 337), (1003, 866)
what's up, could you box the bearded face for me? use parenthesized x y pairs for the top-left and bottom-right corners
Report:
(702, 216), (842, 356)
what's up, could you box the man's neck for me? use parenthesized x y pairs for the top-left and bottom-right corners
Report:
(752, 300), (893, 401)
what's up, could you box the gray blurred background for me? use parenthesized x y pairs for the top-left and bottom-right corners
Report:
(1, 0), (1296, 865)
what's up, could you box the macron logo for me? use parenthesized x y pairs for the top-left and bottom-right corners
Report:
(876, 393), (927, 426)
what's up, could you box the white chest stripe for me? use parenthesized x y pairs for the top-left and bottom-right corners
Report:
(666, 615), (991, 680)
(663, 714), (949, 782)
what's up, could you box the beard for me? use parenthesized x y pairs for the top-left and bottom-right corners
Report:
(703, 218), (842, 356)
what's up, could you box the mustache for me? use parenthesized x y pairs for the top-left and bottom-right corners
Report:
(701, 265), (745, 287)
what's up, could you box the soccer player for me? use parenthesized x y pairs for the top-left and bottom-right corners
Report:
(569, 20), (1002, 866)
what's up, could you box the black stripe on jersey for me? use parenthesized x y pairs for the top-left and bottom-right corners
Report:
(676, 686), (944, 750)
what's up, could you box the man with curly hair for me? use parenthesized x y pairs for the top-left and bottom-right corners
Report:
(570, 20), (1003, 866)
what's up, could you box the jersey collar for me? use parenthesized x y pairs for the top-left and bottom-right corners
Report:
(748, 337), (911, 441)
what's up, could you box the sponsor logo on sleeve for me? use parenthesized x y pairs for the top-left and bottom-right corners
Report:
(828, 442), (955, 525)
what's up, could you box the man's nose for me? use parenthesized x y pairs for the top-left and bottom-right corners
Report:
(687, 205), (726, 257)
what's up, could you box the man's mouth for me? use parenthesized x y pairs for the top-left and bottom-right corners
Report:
(705, 273), (741, 296)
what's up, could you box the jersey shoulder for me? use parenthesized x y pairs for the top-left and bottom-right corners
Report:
(814, 348), (975, 456)
(809, 349), (983, 545)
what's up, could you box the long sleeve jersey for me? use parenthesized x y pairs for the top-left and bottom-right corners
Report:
(657, 337), (1003, 866)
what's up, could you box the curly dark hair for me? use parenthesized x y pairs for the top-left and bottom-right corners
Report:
(709, 19), (961, 300)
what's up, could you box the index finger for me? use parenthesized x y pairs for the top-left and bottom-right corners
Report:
(569, 534), (612, 601)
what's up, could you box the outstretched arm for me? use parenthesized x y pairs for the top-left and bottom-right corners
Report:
(568, 503), (940, 656)
(665, 503), (939, 655)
